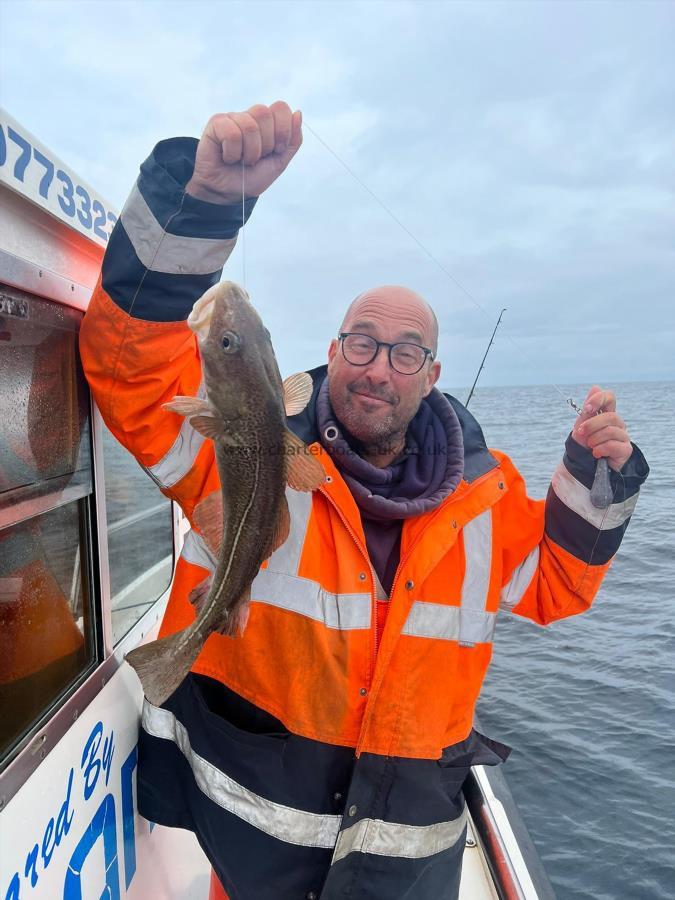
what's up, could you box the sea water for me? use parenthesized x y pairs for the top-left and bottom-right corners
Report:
(459, 381), (675, 900)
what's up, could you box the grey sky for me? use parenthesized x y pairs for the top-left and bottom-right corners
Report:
(1, 0), (673, 389)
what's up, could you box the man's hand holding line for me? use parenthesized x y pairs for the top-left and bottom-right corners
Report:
(571, 385), (634, 472)
(185, 101), (302, 206)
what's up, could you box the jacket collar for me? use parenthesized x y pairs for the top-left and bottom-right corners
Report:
(286, 364), (498, 484)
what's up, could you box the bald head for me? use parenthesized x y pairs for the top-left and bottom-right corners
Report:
(327, 284), (442, 466)
(340, 285), (438, 355)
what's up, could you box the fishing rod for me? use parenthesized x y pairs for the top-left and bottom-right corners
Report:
(465, 308), (506, 408)
(462, 306), (610, 505)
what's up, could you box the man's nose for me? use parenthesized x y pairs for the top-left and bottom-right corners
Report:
(363, 344), (392, 380)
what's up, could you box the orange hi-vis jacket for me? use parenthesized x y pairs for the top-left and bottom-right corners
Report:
(79, 138), (649, 900)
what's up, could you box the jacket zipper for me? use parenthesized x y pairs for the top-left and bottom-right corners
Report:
(318, 484), (380, 683)
(319, 466), (503, 701)
(381, 466), (503, 637)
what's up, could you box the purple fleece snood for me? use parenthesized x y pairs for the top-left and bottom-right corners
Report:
(316, 376), (464, 593)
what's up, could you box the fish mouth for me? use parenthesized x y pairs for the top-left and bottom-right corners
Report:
(188, 289), (218, 341)
(188, 282), (250, 342)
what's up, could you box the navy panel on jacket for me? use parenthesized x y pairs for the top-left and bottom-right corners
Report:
(563, 432), (649, 497)
(103, 136), (257, 322)
(544, 488), (631, 565)
(139, 722), (334, 900)
(102, 222), (222, 322)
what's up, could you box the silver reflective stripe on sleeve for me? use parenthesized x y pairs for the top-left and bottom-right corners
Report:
(146, 383), (207, 488)
(401, 603), (496, 643)
(401, 509), (494, 645)
(331, 807), (467, 865)
(552, 461), (638, 529)
(500, 546), (539, 611)
(181, 529), (216, 572)
(142, 702), (341, 849)
(121, 184), (237, 275)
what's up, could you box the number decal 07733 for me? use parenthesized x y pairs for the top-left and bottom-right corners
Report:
(0, 114), (116, 245)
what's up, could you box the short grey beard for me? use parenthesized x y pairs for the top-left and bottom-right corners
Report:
(347, 412), (408, 455)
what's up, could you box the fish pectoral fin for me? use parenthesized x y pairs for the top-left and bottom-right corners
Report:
(284, 429), (326, 491)
(282, 372), (314, 416)
(162, 395), (212, 417)
(194, 490), (224, 554)
(189, 414), (246, 445)
(189, 414), (228, 440)
(215, 587), (251, 637)
(265, 494), (290, 559)
(188, 576), (212, 616)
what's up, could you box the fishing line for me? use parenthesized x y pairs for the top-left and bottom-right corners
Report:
(303, 121), (575, 412)
(241, 158), (247, 290)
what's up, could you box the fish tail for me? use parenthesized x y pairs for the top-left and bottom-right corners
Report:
(125, 629), (201, 707)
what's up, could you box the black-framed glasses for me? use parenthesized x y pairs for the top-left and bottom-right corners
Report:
(338, 332), (434, 375)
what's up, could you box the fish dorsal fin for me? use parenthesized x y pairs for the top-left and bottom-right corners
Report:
(284, 429), (326, 492)
(283, 372), (313, 416)
(265, 493), (290, 560)
(162, 396), (211, 417)
(194, 490), (223, 555)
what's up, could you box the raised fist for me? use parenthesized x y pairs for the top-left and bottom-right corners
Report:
(185, 101), (302, 205)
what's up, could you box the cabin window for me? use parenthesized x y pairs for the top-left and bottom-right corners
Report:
(0, 289), (96, 765)
(102, 425), (173, 645)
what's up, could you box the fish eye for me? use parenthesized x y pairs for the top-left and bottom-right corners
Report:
(221, 331), (240, 353)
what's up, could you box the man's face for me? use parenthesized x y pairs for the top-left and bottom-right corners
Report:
(327, 287), (441, 449)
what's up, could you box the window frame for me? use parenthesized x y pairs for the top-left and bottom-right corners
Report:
(0, 288), (180, 806)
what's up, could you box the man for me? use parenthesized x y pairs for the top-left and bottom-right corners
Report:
(79, 102), (648, 900)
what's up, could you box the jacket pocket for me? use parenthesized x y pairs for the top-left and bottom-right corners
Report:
(190, 673), (290, 752)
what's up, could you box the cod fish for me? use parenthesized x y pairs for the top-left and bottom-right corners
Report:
(125, 281), (325, 706)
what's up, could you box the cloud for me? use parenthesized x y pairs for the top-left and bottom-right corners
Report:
(2, 0), (673, 385)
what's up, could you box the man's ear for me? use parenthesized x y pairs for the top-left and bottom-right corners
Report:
(422, 360), (441, 397)
(327, 338), (338, 368)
